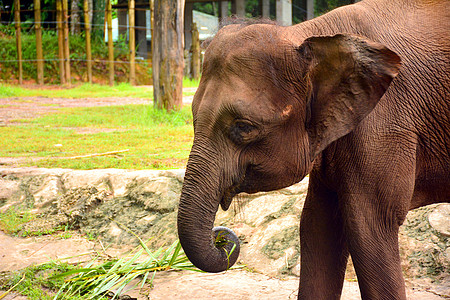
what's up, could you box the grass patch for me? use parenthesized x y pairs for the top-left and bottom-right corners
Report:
(0, 81), (198, 99)
(183, 77), (200, 88)
(0, 208), (35, 235)
(0, 104), (194, 169)
(0, 262), (78, 300)
(0, 83), (153, 99)
(27, 104), (193, 128)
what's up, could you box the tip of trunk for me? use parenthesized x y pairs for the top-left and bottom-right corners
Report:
(211, 226), (240, 271)
(180, 226), (241, 273)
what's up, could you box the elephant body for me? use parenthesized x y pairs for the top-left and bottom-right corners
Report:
(177, 0), (449, 299)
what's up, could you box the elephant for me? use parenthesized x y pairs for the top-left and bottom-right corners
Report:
(177, 0), (449, 299)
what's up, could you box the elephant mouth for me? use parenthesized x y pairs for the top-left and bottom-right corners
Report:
(220, 180), (242, 211)
(220, 189), (236, 211)
(220, 170), (248, 211)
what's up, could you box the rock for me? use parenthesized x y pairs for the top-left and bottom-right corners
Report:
(61, 169), (120, 192)
(428, 204), (450, 237)
(240, 215), (300, 277)
(236, 194), (292, 226)
(19, 186), (112, 236)
(0, 178), (20, 209)
(32, 175), (63, 209)
(127, 176), (181, 213)
(400, 205), (449, 288)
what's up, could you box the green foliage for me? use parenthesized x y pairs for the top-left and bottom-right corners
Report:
(183, 77), (200, 88)
(0, 23), (16, 36)
(92, 0), (106, 38)
(0, 208), (35, 235)
(193, 2), (218, 16)
(0, 24), (130, 83)
(315, 0), (353, 16)
(0, 263), (78, 300)
(245, 0), (260, 18)
(292, 0), (307, 24)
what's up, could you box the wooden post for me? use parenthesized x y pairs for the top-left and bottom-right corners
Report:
(62, 0), (71, 85)
(307, 0), (314, 20)
(34, 0), (44, 84)
(219, 1), (229, 19)
(14, 0), (23, 84)
(184, 2), (192, 52)
(261, 0), (269, 18)
(129, 0), (136, 85)
(83, 0), (92, 83)
(152, 0), (185, 111)
(276, 0), (292, 26)
(235, 0), (245, 17)
(57, 0), (65, 84)
(150, 0), (154, 58)
(106, 0), (114, 85)
(190, 22), (200, 81)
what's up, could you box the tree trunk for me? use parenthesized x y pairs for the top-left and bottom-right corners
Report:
(190, 22), (200, 81)
(83, 0), (92, 83)
(34, 0), (44, 85)
(128, 0), (135, 85)
(14, 0), (23, 84)
(88, 0), (93, 25)
(57, 0), (65, 83)
(62, 0), (71, 85)
(152, 0), (184, 111)
(70, 0), (81, 34)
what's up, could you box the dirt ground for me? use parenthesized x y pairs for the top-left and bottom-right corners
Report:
(0, 231), (445, 300)
(0, 91), (447, 299)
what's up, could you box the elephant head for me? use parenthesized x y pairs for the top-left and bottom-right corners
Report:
(177, 24), (400, 273)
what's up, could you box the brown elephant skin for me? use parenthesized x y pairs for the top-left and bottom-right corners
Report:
(177, 0), (450, 299)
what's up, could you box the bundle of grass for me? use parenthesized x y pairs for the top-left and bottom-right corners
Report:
(52, 238), (198, 300)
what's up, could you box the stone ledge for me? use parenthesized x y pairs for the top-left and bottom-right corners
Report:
(0, 167), (448, 295)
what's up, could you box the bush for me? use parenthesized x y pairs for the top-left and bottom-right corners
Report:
(0, 24), (141, 84)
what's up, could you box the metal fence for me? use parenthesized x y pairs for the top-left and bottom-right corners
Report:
(1, 0), (152, 86)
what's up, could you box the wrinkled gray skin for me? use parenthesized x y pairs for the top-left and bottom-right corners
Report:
(177, 0), (449, 299)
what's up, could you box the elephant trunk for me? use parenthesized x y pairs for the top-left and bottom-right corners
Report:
(177, 152), (240, 273)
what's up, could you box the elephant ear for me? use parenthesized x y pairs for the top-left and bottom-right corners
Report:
(297, 34), (401, 159)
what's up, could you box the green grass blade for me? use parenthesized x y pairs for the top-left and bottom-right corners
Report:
(167, 240), (183, 268)
(49, 267), (98, 280)
(114, 272), (142, 297)
(140, 271), (150, 289)
(89, 274), (121, 298)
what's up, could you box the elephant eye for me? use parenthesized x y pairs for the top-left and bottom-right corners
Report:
(229, 120), (259, 144)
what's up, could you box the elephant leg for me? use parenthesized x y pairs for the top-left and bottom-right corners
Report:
(341, 193), (408, 300)
(298, 177), (348, 300)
